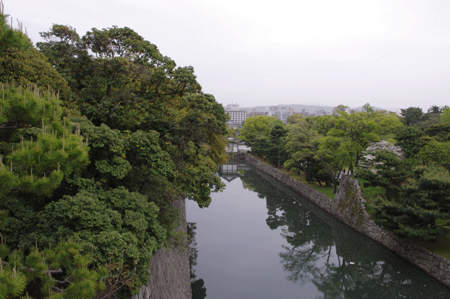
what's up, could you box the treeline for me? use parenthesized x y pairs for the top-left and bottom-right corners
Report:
(0, 7), (227, 299)
(240, 104), (450, 242)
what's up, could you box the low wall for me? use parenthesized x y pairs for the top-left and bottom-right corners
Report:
(132, 199), (192, 299)
(227, 152), (247, 160)
(244, 154), (450, 288)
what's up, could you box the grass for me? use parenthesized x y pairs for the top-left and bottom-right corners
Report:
(413, 237), (450, 260)
(251, 155), (335, 199)
(413, 219), (450, 259)
(277, 167), (336, 198)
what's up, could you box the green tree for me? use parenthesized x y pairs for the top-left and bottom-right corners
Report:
(0, 13), (71, 104)
(441, 106), (450, 125)
(400, 107), (424, 126)
(1, 11), (228, 298)
(417, 139), (450, 170)
(240, 115), (282, 157)
(284, 116), (328, 188)
(395, 126), (424, 159)
(284, 117), (322, 176)
(327, 109), (379, 174)
(284, 115), (349, 192)
(37, 24), (228, 208)
(37, 24), (90, 95)
(0, 83), (89, 197)
(327, 107), (403, 174)
(317, 135), (351, 193)
(425, 123), (450, 142)
(428, 105), (441, 114)
(303, 157), (330, 187)
(0, 11), (31, 53)
(355, 150), (408, 201)
(0, 240), (107, 298)
(286, 113), (304, 124)
(267, 124), (288, 168)
(191, 279), (207, 299)
(372, 164), (450, 241)
(371, 110), (404, 136)
(362, 103), (374, 113)
(417, 106), (441, 129)
(0, 84), (113, 297)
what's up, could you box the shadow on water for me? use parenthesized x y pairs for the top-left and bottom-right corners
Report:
(238, 163), (450, 299)
(188, 222), (207, 299)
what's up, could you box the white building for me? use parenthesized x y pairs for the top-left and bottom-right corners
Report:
(225, 104), (247, 127)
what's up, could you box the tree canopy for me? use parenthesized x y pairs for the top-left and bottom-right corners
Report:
(242, 103), (450, 242)
(356, 106), (450, 241)
(240, 115), (283, 158)
(0, 9), (228, 298)
(283, 107), (402, 192)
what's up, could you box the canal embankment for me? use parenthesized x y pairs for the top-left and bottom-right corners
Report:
(244, 153), (450, 288)
(132, 198), (192, 299)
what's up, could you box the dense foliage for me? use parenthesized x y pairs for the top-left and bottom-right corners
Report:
(356, 109), (450, 241)
(241, 104), (450, 242)
(0, 8), (227, 298)
(246, 105), (402, 193)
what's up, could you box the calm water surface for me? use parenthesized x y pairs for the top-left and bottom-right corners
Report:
(187, 162), (450, 299)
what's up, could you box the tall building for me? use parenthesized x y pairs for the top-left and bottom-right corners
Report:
(225, 104), (247, 127)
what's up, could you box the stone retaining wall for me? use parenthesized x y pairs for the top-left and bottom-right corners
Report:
(227, 152), (247, 160)
(244, 154), (450, 288)
(132, 199), (192, 299)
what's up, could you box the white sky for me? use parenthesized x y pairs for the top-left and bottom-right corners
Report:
(5, 0), (450, 111)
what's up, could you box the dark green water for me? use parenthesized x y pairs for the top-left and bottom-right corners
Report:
(187, 162), (450, 299)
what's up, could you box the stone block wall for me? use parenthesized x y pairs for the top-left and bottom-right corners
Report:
(244, 154), (450, 288)
(132, 199), (192, 299)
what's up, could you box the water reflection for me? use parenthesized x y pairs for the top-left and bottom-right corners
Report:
(188, 222), (207, 299)
(218, 161), (250, 183)
(239, 166), (450, 299)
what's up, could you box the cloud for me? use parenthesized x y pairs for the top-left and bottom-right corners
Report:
(5, 0), (450, 110)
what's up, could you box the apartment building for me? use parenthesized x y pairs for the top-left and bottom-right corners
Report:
(225, 104), (247, 127)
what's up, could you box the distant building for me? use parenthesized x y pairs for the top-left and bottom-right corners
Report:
(247, 110), (267, 118)
(316, 109), (327, 116)
(240, 104), (336, 120)
(225, 104), (247, 127)
(267, 105), (295, 124)
(226, 104), (240, 111)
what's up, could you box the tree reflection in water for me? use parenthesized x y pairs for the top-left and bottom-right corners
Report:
(239, 167), (450, 299)
(188, 222), (207, 299)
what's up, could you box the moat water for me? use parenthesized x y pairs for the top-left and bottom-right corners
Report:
(187, 161), (450, 299)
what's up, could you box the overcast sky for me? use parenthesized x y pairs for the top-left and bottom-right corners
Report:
(5, 0), (450, 111)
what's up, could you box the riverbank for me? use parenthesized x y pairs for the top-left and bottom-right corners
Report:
(243, 153), (450, 288)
